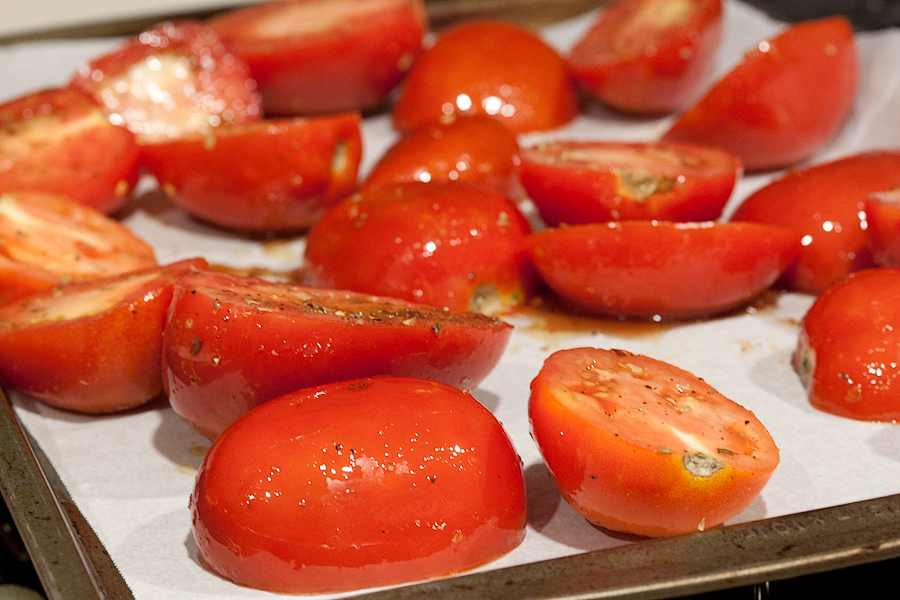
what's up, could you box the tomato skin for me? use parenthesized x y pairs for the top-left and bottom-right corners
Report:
(192, 376), (526, 593)
(526, 221), (798, 319)
(209, 0), (427, 115)
(529, 347), (779, 537)
(568, 0), (723, 114)
(391, 20), (578, 135)
(864, 189), (900, 268)
(0, 259), (206, 413)
(662, 17), (857, 171)
(164, 269), (512, 439)
(140, 113), (361, 232)
(519, 140), (741, 225)
(730, 151), (900, 293)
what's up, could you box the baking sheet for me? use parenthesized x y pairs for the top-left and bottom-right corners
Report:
(2, 1), (900, 598)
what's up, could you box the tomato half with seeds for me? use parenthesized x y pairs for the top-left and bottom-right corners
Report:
(519, 140), (741, 225)
(164, 269), (512, 439)
(864, 189), (900, 268)
(530, 347), (779, 537)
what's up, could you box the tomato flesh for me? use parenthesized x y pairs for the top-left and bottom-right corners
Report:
(864, 189), (900, 268)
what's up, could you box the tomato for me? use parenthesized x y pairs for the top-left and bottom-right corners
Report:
(209, 0), (427, 115)
(730, 151), (900, 293)
(0, 192), (157, 305)
(529, 347), (779, 537)
(140, 113), (361, 232)
(568, 0), (723, 114)
(164, 268), (513, 439)
(191, 376), (526, 593)
(793, 269), (900, 422)
(0, 87), (140, 214)
(0, 259), (206, 413)
(302, 182), (535, 314)
(364, 114), (521, 198)
(391, 20), (578, 135)
(519, 140), (741, 225)
(864, 188), (900, 268)
(662, 17), (857, 172)
(526, 221), (798, 319)
(70, 21), (262, 144)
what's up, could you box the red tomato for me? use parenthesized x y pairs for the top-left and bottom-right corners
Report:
(662, 17), (857, 171)
(864, 189), (900, 268)
(519, 140), (741, 225)
(70, 21), (262, 144)
(391, 20), (578, 135)
(140, 113), (361, 232)
(192, 376), (526, 593)
(568, 0), (723, 114)
(164, 268), (513, 439)
(302, 182), (535, 314)
(0, 259), (206, 413)
(364, 114), (522, 197)
(209, 0), (427, 115)
(0, 87), (140, 214)
(0, 192), (157, 305)
(526, 221), (798, 319)
(794, 269), (900, 422)
(730, 151), (900, 293)
(529, 347), (779, 537)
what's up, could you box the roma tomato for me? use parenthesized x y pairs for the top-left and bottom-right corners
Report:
(0, 87), (140, 214)
(70, 20), (262, 143)
(140, 113), (361, 232)
(0, 259), (206, 413)
(864, 188), (900, 268)
(568, 0), (723, 114)
(662, 17), (857, 171)
(794, 269), (900, 422)
(209, 0), (427, 115)
(164, 269), (513, 439)
(519, 140), (741, 225)
(391, 20), (578, 135)
(529, 347), (779, 537)
(192, 376), (526, 593)
(302, 182), (535, 314)
(730, 151), (900, 293)
(526, 221), (798, 319)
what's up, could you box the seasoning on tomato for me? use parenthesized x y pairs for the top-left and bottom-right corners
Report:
(529, 347), (779, 537)
(191, 376), (527, 593)
(864, 188), (900, 268)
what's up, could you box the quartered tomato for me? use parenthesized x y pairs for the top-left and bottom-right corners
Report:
(164, 268), (513, 439)
(730, 151), (900, 293)
(519, 140), (741, 225)
(568, 0), (723, 114)
(209, 0), (427, 115)
(794, 268), (900, 422)
(864, 189), (900, 268)
(529, 347), (779, 537)
(0, 259), (206, 413)
(70, 20), (262, 144)
(662, 17), (857, 171)
(391, 20), (578, 135)
(192, 376), (526, 593)
(302, 182), (535, 314)
(140, 113), (361, 232)
(526, 221), (798, 319)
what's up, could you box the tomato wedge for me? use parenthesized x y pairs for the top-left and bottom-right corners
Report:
(164, 269), (513, 439)
(864, 189), (900, 268)
(519, 140), (741, 225)
(529, 347), (779, 537)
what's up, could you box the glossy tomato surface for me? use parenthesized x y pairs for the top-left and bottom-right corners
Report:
(0, 259), (206, 413)
(662, 17), (857, 171)
(530, 347), (779, 537)
(569, 0), (723, 114)
(392, 20), (578, 134)
(192, 376), (526, 593)
(164, 269), (513, 439)
(730, 151), (900, 293)
(526, 221), (798, 319)
(519, 140), (741, 225)
(209, 0), (427, 115)
(141, 113), (361, 232)
(864, 189), (900, 268)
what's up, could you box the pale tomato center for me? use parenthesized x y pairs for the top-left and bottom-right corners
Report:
(248, 0), (407, 38)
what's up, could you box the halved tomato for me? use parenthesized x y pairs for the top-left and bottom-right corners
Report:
(864, 188), (900, 268)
